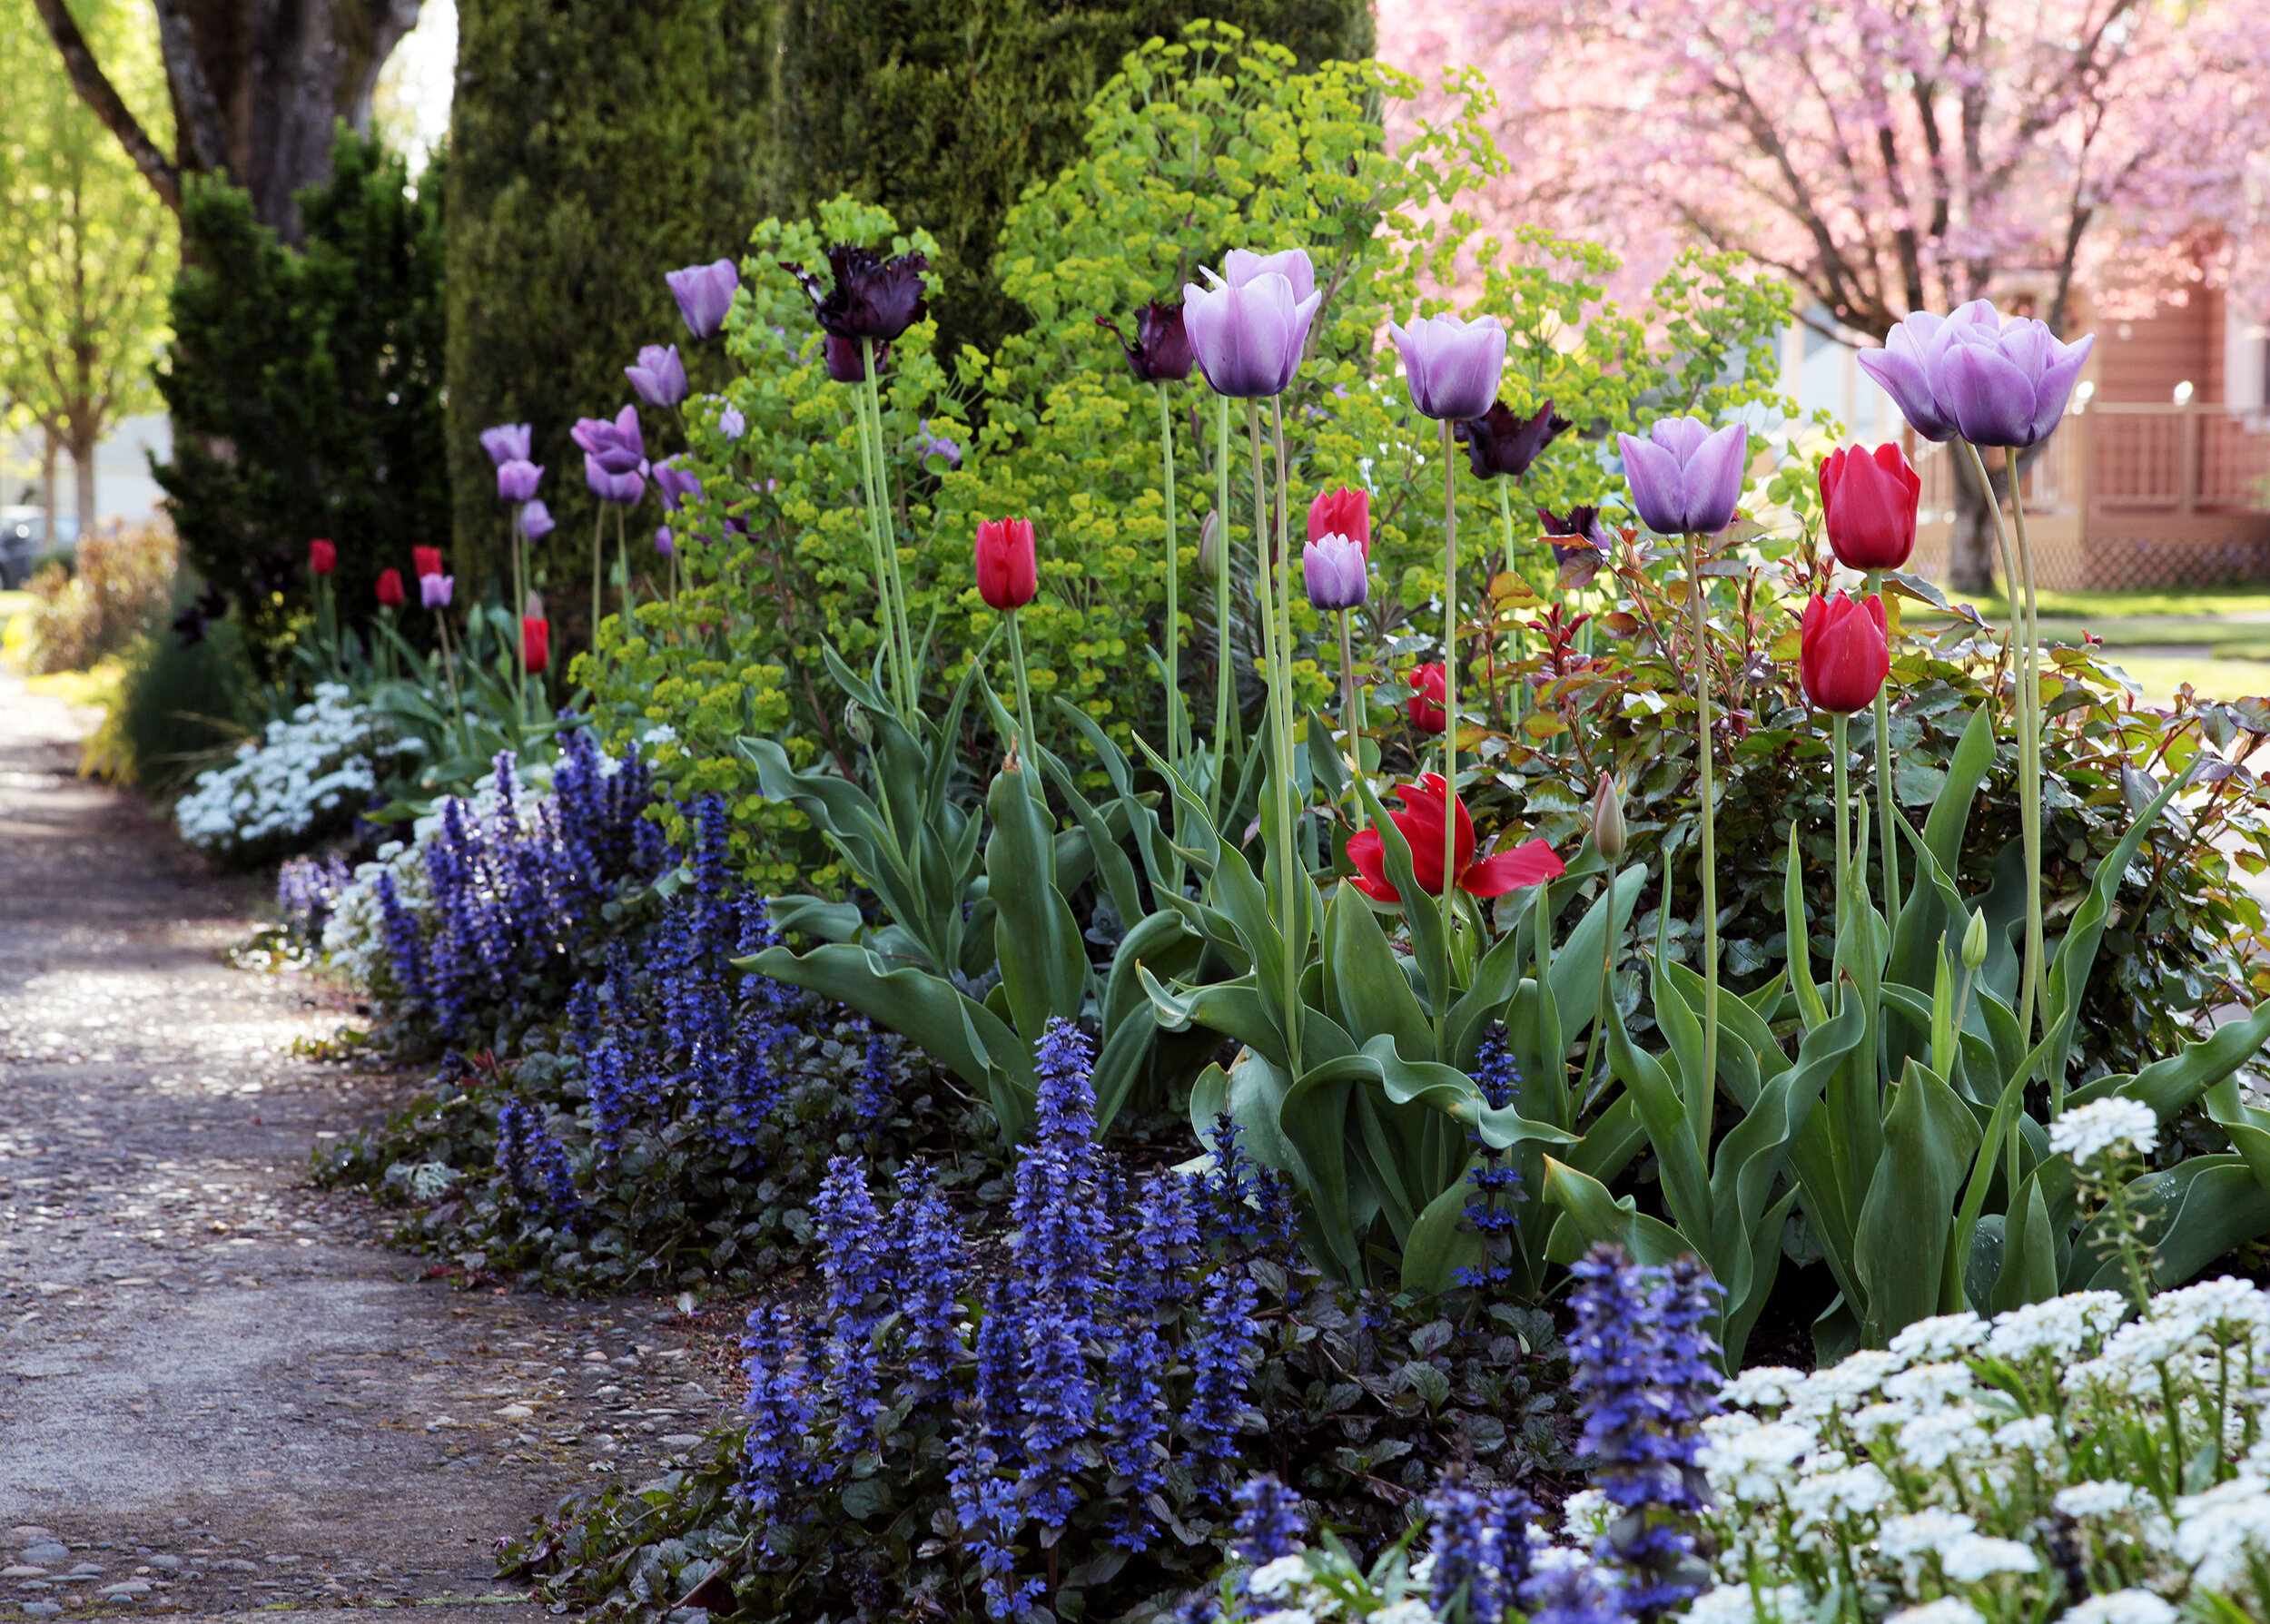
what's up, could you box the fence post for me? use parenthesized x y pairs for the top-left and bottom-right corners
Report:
(2181, 402), (2199, 517)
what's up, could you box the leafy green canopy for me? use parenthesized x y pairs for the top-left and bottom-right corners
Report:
(587, 27), (1801, 881)
(154, 133), (449, 668)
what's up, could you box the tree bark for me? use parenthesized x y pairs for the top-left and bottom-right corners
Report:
(72, 438), (97, 544)
(1946, 445), (2002, 595)
(36, 0), (422, 240)
(39, 428), (60, 548)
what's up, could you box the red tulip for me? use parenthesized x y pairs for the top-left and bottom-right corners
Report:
(522, 615), (550, 675)
(412, 546), (445, 578)
(1346, 773), (1564, 905)
(974, 517), (1037, 611)
(1406, 663), (1447, 732)
(1308, 486), (1370, 555)
(375, 568), (405, 607)
(308, 538), (336, 576)
(1799, 591), (1890, 714)
(1819, 443), (1920, 573)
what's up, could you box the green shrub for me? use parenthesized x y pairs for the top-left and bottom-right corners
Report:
(12, 521), (175, 674)
(155, 132), (449, 671)
(84, 590), (257, 795)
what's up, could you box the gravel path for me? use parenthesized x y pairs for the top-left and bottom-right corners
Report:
(0, 670), (728, 1621)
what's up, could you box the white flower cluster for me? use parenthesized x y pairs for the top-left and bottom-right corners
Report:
(175, 684), (416, 861)
(1697, 1279), (2270, 1621)
(2048, 1097), (2159, 1166)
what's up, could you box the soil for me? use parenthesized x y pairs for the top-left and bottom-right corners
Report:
(0, 668), (735, 1622)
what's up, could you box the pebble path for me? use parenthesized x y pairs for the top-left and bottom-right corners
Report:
(0, 669), (731, 1620)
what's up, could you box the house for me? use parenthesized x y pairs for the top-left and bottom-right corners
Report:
(1781, 283), (2270, 590)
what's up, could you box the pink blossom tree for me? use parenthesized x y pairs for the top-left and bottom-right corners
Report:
(1381, 0), (2270, 588)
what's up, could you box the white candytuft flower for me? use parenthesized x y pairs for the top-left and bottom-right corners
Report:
(2060, 1592), (2178, 1624)
(1247, 1557), (1309, 1600)
(2048, 1097), (2158, 1165)
(1885, 1601), (1985, 1624)
(1939, 1533), (2039, 1580)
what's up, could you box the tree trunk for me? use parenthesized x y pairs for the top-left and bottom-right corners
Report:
(35, 0), (422, 240)
(72, 436), (98, 544)
(1946, 446), (2004, 595)
(39, 427), (60, 547)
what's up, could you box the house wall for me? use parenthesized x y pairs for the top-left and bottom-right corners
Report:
(2090, 287), (2222, 404)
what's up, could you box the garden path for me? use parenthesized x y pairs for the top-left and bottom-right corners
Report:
(0, 668), (724, 1622)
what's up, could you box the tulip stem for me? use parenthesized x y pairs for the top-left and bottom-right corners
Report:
(1211, 392), (1234, 824)
(2007, 444), (2047, 1091)
(1866, 569), (1898, 921)
(589, 503), (606, 661)
(1339, 609), (1362, 825)
(1831, 711), (1851, 947)
(1687, 533), (1720, 1107)
(859, 339), (916, 721)
(1005, 607), (1038, 770)
(1250, 399), (1301, 1068)
(1495, 477), (1525, 729)
(508, 512), (527, 724)
(1159, 383), (1182, 773)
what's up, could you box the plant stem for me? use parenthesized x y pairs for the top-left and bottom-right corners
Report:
(1689, 531), (1720, 1106)
(509, 512), (527, 723)
(1495, 477), (1525, 726)
(1866, 569), (1898, 921)
(1832, 712), (1851, 944)
(1211, 392), (1234, 822)
(1265, 398), (1301, 1068)
(860, 339), (917, 719)
(2008, 444), (2048, 1098)
(1440, 419), (1460, 1057)
(1957, 440), (2032, 1045)
(1006, 607), (1038, 768)
(1159, 382), (1180, 771)
(590, 502), (605, 653)
(1339, 609), (1361, 825)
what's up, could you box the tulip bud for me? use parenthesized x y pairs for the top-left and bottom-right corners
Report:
(1198, 509), (1222, 577)
(520, 615), (550, 675)
(308, 538), (336, 576)
(1590, 774), (1626, 862)
(420, 573), (454, 610)
(974, 517), (1038, 612)
(1820, 443), (1920, 573)
(1798, 591), (1891, 714)
(1962, 909), (1989, 970)
(375, 567), (405, 608)
(411, 546), (445, 579)
(843, 699), (873, 745)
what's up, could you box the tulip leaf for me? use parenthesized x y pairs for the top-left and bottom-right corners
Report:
(1539, 1156), (1687, 1267)
(1852, 1058), (1982, 1345)
(2070, 999), (2270, 1122)
(1992, 1172), (2059, 1313)
(985, 763), (1091, 1047)
(1400, 1161), (1487, 1298)
(1325, 885), (1434, 1060)
(1782, 819), (1829, 1031)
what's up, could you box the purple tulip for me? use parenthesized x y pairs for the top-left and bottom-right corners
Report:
(1930, 313), (2095, 448)
(666, 259), (738, 340)
(585, 454), (646, 507)
(1457, 399), (1572, 479)
(1096, 300), (1195, 384)
(1389, 312), (1506, 422)
(1615, 417), (1749, 536)
(1854, 300), (2002, 442)
(652, 458), (703, 512)
(496, 458), (544, 503)
(1181, 248), (1322, 399)
(625, 344), (688, 409)
(913, 418), (961, 468)
(782, 244), (928, 344)
(479, 423), (531, 466)
(571, 405), (646, 476)
(822, 333), (885, 384)
(420, 573), (454, 610)
(1303, 533), (1368, 612)
(518, 498), (556, 540)
(717, 404), (746, 440)
(655, 527), (676, 558)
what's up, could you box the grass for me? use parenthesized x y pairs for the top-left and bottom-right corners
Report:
(24, 655), (126, 712)
(2089, 652), (2270, 704)
(1967, 588), (2270, 620)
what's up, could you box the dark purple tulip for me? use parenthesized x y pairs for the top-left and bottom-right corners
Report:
(781, 243), (928, 344)
(654, 527), (676, 558)
(1539, 505), (1612, 566)
(585, 455), (646, 507)
(1854, 300), (2001, 443)
(822, 334), (885, 384)
(1456, 399), (1573, 480)
(1615, 416), (1748, 536)
(496, 459), (544, 503)
(518, 498), (557, 541)
(1097, 300), (1195, 384)
(1389, 313), (1505, 422)
(666, 259), (738, 340)
(625, 345), (688, 409)
(1930, 315), (2095, 448)
(572, 405), (646, 476)
(479, 423), (531, 466)
(652, 458), (703, 513)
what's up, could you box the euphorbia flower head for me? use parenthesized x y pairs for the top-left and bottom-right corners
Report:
(420, 573), (454, 610)
(479, 423), (531, 466)
(625, 344), (688, 409)
(1302, 533), (1367, 612)
(375, 568), (405, 608)
(411, 546), (445, 578)
(571, 405), (646, 475)
(1181, 248), (1321, 399)
(308, 538), (336, 576)
(652, 458), (703, 513)
(496, 458), (544, 503)
(1799, 591), (1890, 714)
(1819, 443), (1920, 572)
(1097, 300), (1194, 384)
(1406, 663), (1447, 733)
(1308, 486), (1370, 555)
(782, 243), (929, 343)
(585, 456), (646, 507)
(822, 333), (885, 383)
(1457, 399), (1572, 479)
(974, 517), (1037, 611)
(518, 499), (557, 540)
(666, 259), (739, 340)
(1389, 312), (1506, 422)
(1346, 773), (1564, 904)
(1616, 417), (1748, 536)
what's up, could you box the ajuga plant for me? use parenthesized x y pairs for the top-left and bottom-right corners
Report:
(315, 794), (965, 1294)
(505, 1022), (1580, 1621)
(362, 728), (666, 1051)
